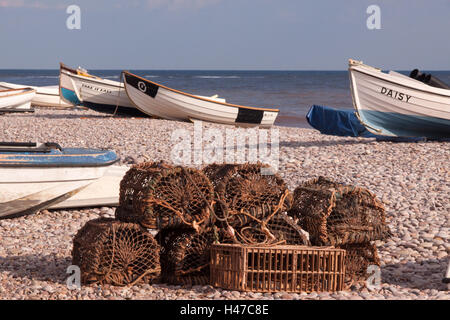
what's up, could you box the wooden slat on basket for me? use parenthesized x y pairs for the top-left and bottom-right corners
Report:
(210, 244), (346, 293)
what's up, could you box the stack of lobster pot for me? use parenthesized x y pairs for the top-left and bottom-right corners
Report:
(288, 176), (392, 288)
(116, 161), (218, 285)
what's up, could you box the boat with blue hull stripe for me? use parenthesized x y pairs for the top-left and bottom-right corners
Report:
(59, 63), (147, 117)
(358, 110), (450, 138)
(349, 59), (450, 138)
(60, 87), (81, 106)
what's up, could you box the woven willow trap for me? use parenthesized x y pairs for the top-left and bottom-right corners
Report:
(204, 163), (290, 226)
(72, 218), (160, 286)
(288, 176), (391, 246)
(157, 227), (233, 286)
(117, 162), (214, 231)
(210, 244), (346, 293)
(235, 214), (310, 246)
(338, 242), (381, 288)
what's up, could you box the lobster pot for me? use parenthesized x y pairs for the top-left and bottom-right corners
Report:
(117, 162), (214, 231)
(207, 163), (291, 229)
(235, 214), (310, 246)
(158, 228), (224, 286)
(288, 176), (390, 246)
(337, 242), (380, 288)
(210, 244), (346, 293)
(202, 163), (240, 189)
(72, 218), (160, 286)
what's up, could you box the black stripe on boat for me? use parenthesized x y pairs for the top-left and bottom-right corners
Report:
(235, 108), (264, 124)
(125, 73), (159, 98)
(83, 101), (150, 117)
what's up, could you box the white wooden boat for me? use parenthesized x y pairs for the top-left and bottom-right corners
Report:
(49, 165), (128, 209)
(349, 59), (450, 138)
(122, 71), (279, 127)
(0, 88), (35, 111)
(0, 82), (73, 109)
(0, 142), (118, 218)
(59, 63), (147, 117)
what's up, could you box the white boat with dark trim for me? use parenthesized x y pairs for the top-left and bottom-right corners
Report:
(0, 88), (35, 111)
(0, 82), (73, 109)
(349, 59), (450, 138)
(0, 142), (118, 218)
(59, 63), (148, 117)
(49, 165), (128, 209)
(122, 71), (279, 127)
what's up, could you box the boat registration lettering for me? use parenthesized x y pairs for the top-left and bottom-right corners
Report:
(81, 83), (113, 94)
(380, 87), (412, 103)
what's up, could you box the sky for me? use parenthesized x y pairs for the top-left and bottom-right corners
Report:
(0, 0), (449, 70)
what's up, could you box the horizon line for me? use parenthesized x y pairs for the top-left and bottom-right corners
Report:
(1, 68), (449, 72)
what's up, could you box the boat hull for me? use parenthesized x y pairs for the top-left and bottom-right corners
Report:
(59, 66), (148, 117)
(123, 71), (279, 127)
(349, 60), (450, 138)
(0, 145), (118, 218)
(0, 88), (35, 110)
(0, 166), (109, 218)
(49, 165), (128, 209)
(0, 82), (73, 109)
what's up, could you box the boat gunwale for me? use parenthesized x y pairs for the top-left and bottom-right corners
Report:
(0, 87), (36, 99)
(0, 157), (119, 168)
(122, 71), (280, 113)
(59, 63), (123, 89)
(349, 64), (450, 98)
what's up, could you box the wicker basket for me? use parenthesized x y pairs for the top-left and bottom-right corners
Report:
(210, 244), (346, 293)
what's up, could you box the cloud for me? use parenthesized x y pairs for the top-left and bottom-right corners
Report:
(147, 0), (221, 10)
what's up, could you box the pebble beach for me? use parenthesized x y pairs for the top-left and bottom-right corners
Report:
(0, 108), (448, 300)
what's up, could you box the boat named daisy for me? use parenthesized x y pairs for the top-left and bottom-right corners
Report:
(348, 59), (450, 138)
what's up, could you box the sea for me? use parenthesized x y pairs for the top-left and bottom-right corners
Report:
(1, 70), (449, 128)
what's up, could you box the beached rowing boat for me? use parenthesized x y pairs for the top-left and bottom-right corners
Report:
(0, 88), (35, 111)
(0, 82), (73, 109)
(0, 142), (118, 218)
(349, 59), (450, 138)
(48, 165), (128, 209)
(59, 63), (148, 117)
(122, 71), (279, 127)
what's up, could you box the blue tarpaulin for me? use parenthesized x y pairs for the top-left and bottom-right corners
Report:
(306, 105), (376, 138)
(306, 105), (428, 142)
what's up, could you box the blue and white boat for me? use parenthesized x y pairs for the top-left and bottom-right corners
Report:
(59, 63), (148, 117)
(349, 59), (450, 138)
(0, 142), (118, 218)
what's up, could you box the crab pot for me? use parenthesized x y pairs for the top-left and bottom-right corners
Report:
(337, 242), (380, 288)
(234, 213), (310, 246)
(117, 162), (214, 231)
(210, 244), (346, 293)
(202, 163), (240, 189)
(208, 163), (291, 229)
(158, 228), (227, 286)
(72, 218), (161, 286)
(288, 176), (390, 246)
